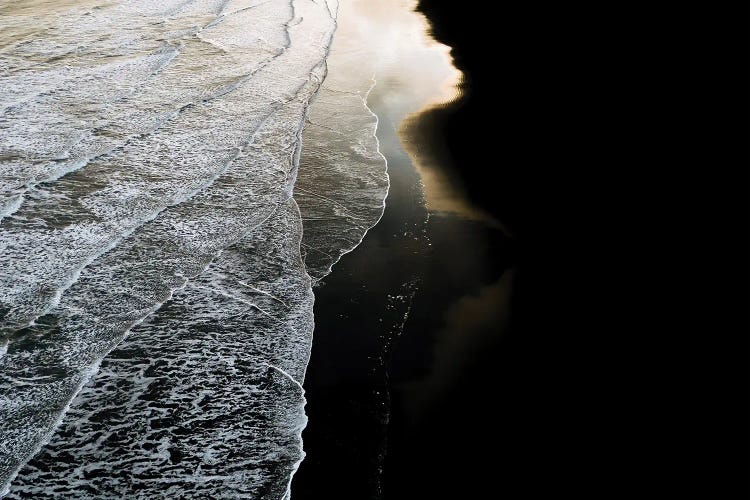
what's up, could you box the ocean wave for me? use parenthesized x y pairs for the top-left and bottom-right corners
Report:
(0, 0), (389, 497)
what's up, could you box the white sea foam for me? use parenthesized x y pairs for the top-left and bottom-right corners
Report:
(0, 0), (390, 497)
(0, 0), (300, 332)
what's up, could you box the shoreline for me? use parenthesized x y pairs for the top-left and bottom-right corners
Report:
(293, 70), (514, 500)
(292, 0), (514, 498)
(292, 65), (429, 499)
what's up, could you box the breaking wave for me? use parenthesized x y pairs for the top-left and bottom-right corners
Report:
(0, 0), (388, 497)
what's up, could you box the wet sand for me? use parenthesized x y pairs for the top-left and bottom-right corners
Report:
(292, 79), (514, 500)
(291, 0), (514, 498)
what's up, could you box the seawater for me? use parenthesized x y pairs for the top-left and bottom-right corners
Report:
(0, 0), (388, 497)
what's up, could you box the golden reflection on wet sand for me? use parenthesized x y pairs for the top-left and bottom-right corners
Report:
(342, 0), (501, 226)
(341, 0), (512, 419)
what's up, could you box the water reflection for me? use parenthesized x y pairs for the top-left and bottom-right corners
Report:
(340, 0), (461, 107)
(401, 271), (514, 418)
(339, 0), (501, 226)
(338, 0), (512, 402)
(319, 0), (514, 434)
